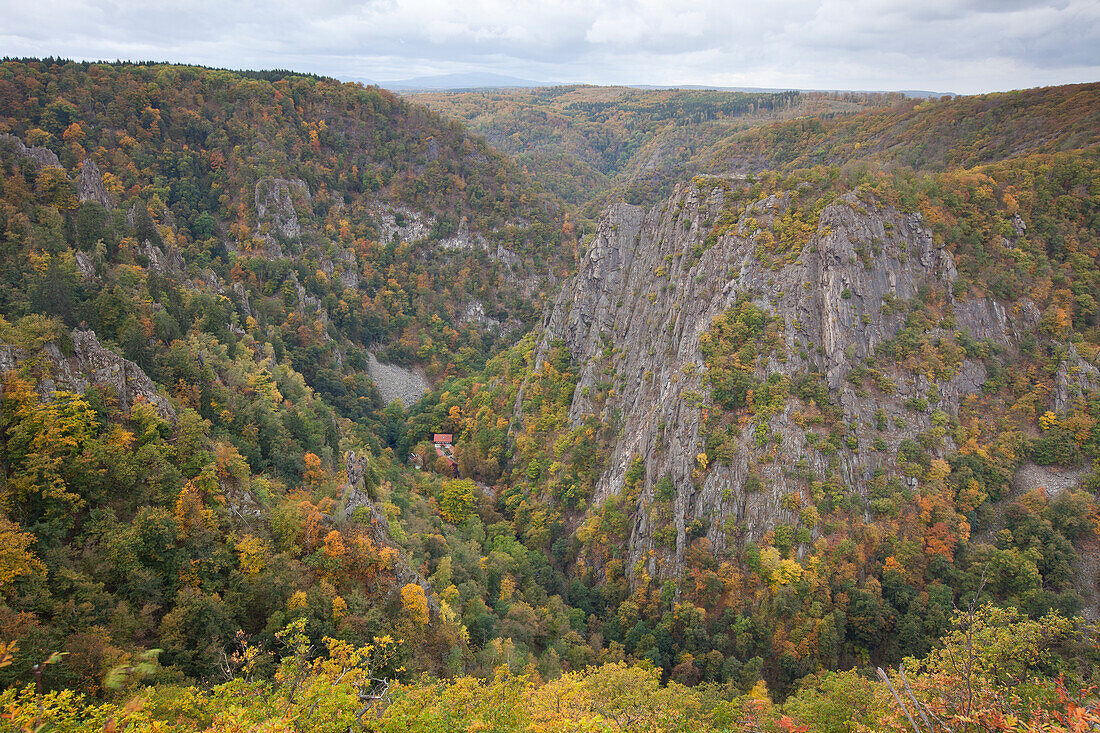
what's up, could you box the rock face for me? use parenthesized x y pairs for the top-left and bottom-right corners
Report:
(0, 329), (175, 421)
(439, 216), (484, 251)
(0, 133), (61, 168)
(461, 300), (506, 334)
(366, 201), (431, 244)
(342, 450), (441, 617)
(143, 242), (184, 274)
(255, 177), (310, 241)
(431, 215), (524, 268)
(538, 179), (1087, 578)
(1013, 462), (1092, 497)
(367, 353), (430, 408)
(77, 158), (112, 208)
(74, 250), (97, 281)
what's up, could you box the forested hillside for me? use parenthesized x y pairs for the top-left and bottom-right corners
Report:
(1, 59), (1099, 732)
(0, 58), (573, 699)
(0, 59), (570, 380)
(699, 82), (1100, 174)
(404, 145), (1100, 690)
(411, 83), (1100, 222)
(395, 83), (1100, 729)
(407, 85), (892, 218)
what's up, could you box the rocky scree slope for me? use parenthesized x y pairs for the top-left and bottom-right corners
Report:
(537, 177), (1097, 578)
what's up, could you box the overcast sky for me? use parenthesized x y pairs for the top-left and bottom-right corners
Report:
(2, 0), (1098, 94)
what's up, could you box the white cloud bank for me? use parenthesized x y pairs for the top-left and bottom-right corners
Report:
(1, 0), (1097, 93)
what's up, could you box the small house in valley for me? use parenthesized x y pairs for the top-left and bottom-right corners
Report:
(433, 433), (459, 477)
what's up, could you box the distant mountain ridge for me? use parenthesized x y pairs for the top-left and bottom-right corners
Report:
(352, 71), (548, 90)
(340, 71), (951, 97)
(405, 85), (896, 214)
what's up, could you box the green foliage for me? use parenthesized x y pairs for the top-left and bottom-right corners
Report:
(701, 297), (782, 412)
(1, 60), (1100, 722)
(1, 611), (1097, 730)
(438, 479), (478, 525)
(0, 58), (573, 395)
(410, 85), (894, 218)
(703, 83), (1100, 173)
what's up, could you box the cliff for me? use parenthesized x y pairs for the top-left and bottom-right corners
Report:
(539, 177), (1096, 578)
(0, 329), (175, 421)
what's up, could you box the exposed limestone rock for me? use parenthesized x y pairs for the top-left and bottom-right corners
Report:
(127, 202), (173, 238)
(940, 359), (988, 405)
(334, 248), (359, 290)
(461, 300), (504, 333)
(285, 270), (324, 316)
(198, 268), (226, 295)
(424, 137), (441, 163)
(538, 179), (1069, 579)
(0, 133), (61, 168)
(255, 177), (310, 240)
(232, 281), (253, 318)
(0, 329), (175, 421)
(1013, 461), (1091, 497)
(366, 200), (431, 244)
(1053, 343), (1100, 413)
(492, 242), (523, 269)
(77, 158), (112, 208)
(342, 450), (441, 617)
(366, 206), (525, 273)
(344, 450), (374, 497)
(74, 250), (97, 281)
(367, 353), (430, 408)
(440, 216), (486, 252)
(142, 242), (184, 274)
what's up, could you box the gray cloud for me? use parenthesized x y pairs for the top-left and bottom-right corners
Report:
(1, 0), (1097, 93)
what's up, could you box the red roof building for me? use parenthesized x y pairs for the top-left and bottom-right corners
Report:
(433, 434), (458, 477)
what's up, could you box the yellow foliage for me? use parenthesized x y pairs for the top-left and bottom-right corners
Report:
(439, 479), (478, 524)
(401, 583), (430, 626)
(498, 575), (516, 601)
(235, 534), (268, 576)
(378, 546), (398, 571)
(214, 441), (251, 493)
(174, 478), (214, 539)
(287, 590), (308, 611)
(772, 559), (803, 588)
(926, 458), (952, 484)
(0, 515), (47, 590)
(1040, 410), (1059, 430)
(748, 679), (773, 705)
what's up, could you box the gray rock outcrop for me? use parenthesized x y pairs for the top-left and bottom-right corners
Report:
(367, 353), (430, 408)
(0, 329), (175, 421)
(461, 300), (505, 334)
(77, 158), (112, 208)
(537, 178), (1073, 579)
(1013, 462), (1091, 497)
(342, 450), (442, 617)
(255, 177), (310, 240)
(143, 242), (184, 274)
(74, 250), (97, 281)
(440, 216), (486, 252)
(366, 201), (431, 244)
(0, 133), (61, 168)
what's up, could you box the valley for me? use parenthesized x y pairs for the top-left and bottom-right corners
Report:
(0, 59), (1098, 731)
